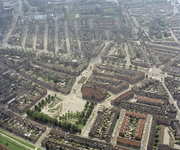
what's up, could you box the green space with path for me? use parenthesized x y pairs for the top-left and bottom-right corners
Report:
(0, 131), (35, 149)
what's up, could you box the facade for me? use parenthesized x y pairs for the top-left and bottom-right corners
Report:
(93, 65), (145, 85)
(86, 74), (129, 94)
(119, 115), (129, 137)
(137, 96), (164, 107)
(117, 137), (141, 148)
(135, 119), (145, 140)
(120, 101), (165, 116)
(111, 90), (134, 106)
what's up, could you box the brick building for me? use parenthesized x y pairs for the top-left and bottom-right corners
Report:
(137, 96), (164, 107)
(111, 90), (134, 106)
(81, 84), (107, 101)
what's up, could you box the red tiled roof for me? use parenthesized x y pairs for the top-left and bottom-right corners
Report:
(137, 96), (164, 106)
(135, 119), (145, 140)
(119, 115), (129, 137)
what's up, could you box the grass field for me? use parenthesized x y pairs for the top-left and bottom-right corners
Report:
(65, 12), (79, 20)
(56, 97), (63, 101)
(0, 131), (35, 149)
(105, 93), (111, 99)
(103, 8), (115, 12)
(78, 76), (87, 84)
(0, 135), (28, 150)
(48, 103), (55, 108)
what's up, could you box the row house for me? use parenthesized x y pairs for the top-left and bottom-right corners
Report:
(104, 111), (119, 141)
(120, 101), (165, 116)
(137, 96), (164, 107)
(86, 75), (129, 94)
(135, 119), (145, 141)
(119, 115), (129, 137)
(117, 137), (141, 148)
(111, 90), (134, 106)
(66, 134), (112, 150)
(89, 110), (104, 137)
(93, 65), (145, 84)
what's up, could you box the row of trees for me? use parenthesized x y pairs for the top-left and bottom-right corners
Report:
(35, 95), (56, 112)
(26, 109), (81, 133)
(46, 143), (63, 150)
(154, 125), (161, 149)
(75, 101), (95, 126)
(60, 101), (95, 126)
(27, 99), (95, 133)
(22, 1), (30, 13)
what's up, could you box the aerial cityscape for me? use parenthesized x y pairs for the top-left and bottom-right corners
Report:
(1, 0), (180, 150)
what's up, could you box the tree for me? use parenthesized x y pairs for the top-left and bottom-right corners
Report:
(42, 99), (45, 105)
(70, 124), (78, 133)
(146, 74), (148, 79)
(51, 96), (54, 101)
(38, 102), (42, 107)
(155, 133), (159, 138)
(78, 128), (82, 134)
(53, 77), (59, 83)
(61, 121), (67, 129)
(38, 107), (41, 112)
(53, 118), (58, 126)
(163, 31), (168, 38)
(83, 118), (87, 125)
(59, 146), (63, 150)
(102, 126), (105, 131)
(35, 105), (39, 111)
(95, 6), (102, 14)
(155, 138), (159, 143)
(26, 109), (31, 116)
(85, 103), (88, 109)
(58, 121), (61, 127)
(78, 118), (82, 124)
(46, 143), (49, 150)
(129, 65), (132, 69)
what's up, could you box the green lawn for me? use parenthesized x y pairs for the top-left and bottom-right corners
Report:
(78, 124), (84, 129)
(105, 93), (111, 99)
(0, 135), (28, 150)
(37, 148), (41, 150)
(103, 8), (115, 12)
(78, 76), (87, 84)
(111, 15), (119, 18)
(62, 113), (85, 129)
(48, 103), (54, 108)
(65, 12), (79, 20)
(56, 97), (63, 101)
(0, 131), (35, 149)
